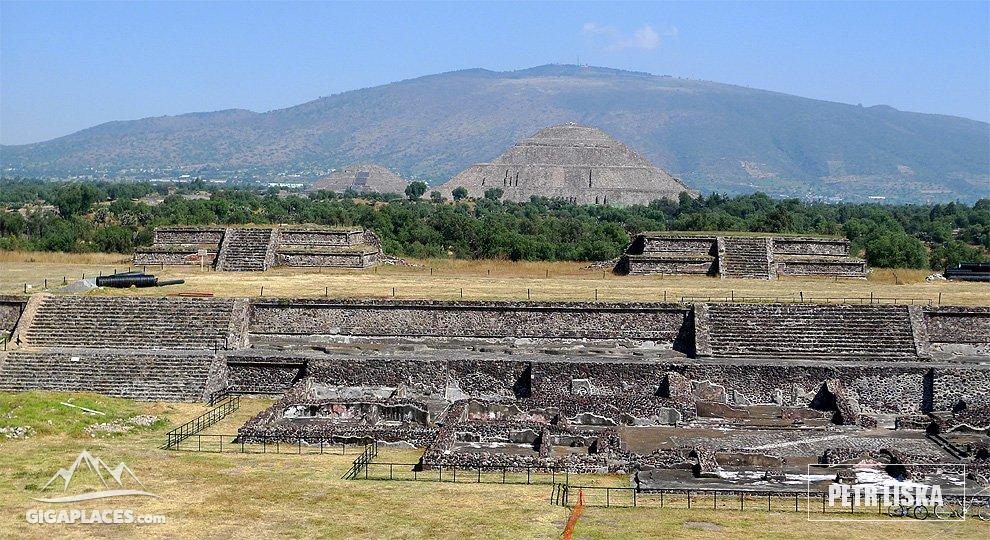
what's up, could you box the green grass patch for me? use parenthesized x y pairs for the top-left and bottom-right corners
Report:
(0, 391), (170, 438)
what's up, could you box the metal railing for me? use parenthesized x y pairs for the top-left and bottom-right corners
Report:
(344, 461), (575, 485)
(207, 386), (233, 406)
(342, 441), (380, 479)
(166, 433), (366, 455)
(552, 485), (990, 513)
(162, 396), (240, 450)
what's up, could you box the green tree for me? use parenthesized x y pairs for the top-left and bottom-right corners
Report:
(50, 183), (101, 216)
(484, 188), (504, 201)
(404, 181), (427, 200)
(865, 232), (928, 269)
(452, 186), (468, 201)
(94, 225), (134, 253)
(430, 191), (443, 203)
(930, 240), (987, 270)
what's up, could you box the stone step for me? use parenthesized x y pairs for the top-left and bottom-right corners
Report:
(706, 303), (917, 358)
(216, 228), (275, 272)
(0, 351), (212, 401)
(25, 297), (235, 350)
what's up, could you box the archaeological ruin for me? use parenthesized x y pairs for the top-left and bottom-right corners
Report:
(133, 225), (382, 271)
(1, 292), (987, 492)
(307, 163), (408, 195)
(616, 232), (868, 279)
(438, 123), (695, 206)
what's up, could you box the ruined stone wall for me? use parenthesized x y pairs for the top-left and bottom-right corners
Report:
(448, 359), (530, 399)
(924, 307), (990, 356)
(624, 257), (715, 276)
(771, 238), (850, 256)
(275, 252), (377, 268)
(153, 227), (225, 245)
(133, 250), (217, 266)
(248, 300), (692, 343)
(932, 369), (990, 410)
(641, 237), (716, 254)
(679, 363), (929, 414)
(227, 364), (303, 394)
(306, 356), (448, 397)
(0, 296), (26, 334)
(775, 260), (866, 277)
(924, 307), (990, 343)
(527, 360), (945, 415)
(278, 229), (364, 246)
(531, 362), (666, 397)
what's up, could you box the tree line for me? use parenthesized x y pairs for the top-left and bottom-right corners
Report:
(0, 178), (987, 270)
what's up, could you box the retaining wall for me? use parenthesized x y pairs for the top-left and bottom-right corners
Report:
(152, 227), (226, 245)
(0, 295), (27, 334)
(924, 307), (990, 356)
(248, 300), (693, 345)
(771, 238), (850, 257)
(278, 228), (365, 246)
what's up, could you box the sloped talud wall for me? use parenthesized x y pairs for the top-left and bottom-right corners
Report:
(222, 352), (990, 416)
(248, 299), (694, 346)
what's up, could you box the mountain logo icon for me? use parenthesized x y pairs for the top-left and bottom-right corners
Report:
(32, 449), (159, 503)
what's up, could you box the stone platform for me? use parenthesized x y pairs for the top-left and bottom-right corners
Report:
(617, 233), (867, 280)
(133, 225), (381, 271)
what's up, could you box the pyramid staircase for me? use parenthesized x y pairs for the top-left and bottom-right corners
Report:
(0, 350), (213, 401)
(216, 228), (277, 271)
(719, 237), (772, 279)
(23, 296), (235, 350)
(706, 303), (920, 359)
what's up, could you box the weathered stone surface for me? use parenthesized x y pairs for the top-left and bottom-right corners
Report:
(135, 225), (380, 270)
(307, 164), (407, 195)
(0, 350), (214, 401)
(438, 123), (694, 206)
(0, 295), (26, 335)
(248, 299), (693, 344)
(618, 233), (866, 279)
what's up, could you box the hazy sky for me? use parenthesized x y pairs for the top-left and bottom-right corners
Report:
(1, 1), (988, 145)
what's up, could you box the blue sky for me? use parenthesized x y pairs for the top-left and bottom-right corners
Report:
(1, 1), (988, 145)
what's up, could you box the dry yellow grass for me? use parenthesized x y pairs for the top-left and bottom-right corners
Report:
(2, 391), (985, 539)
(1, 254), (986, 305)
(0, 250), (131, 265)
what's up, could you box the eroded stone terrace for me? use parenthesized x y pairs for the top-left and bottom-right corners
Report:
(0, 294), (987, 490)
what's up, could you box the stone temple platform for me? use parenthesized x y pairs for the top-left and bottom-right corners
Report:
(1, 295), (987, 489)
(616, 233), (867, 280)
(133, 225), (381, 271)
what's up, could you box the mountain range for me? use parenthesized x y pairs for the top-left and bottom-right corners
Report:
(2, 64), (987, 203)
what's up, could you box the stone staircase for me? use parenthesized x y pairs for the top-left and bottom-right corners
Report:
(719, 237), (772, 279)
(24, 296), (235, 350)
(707, 303), (919, 359)
(216, 228), (276, 271)
(0, 350), (212, 401)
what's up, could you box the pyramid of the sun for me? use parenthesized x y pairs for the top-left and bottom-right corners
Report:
(308, 164), (408, 195)
(439, 123), (695, 205)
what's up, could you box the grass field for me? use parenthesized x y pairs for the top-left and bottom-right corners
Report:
(1, 391), (987, 539)
(1, 252), (986, 305)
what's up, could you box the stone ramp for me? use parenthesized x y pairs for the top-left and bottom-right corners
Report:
(718, 237), (772, 279)
(25, 296), (236, 349)
(0, 350), (214, 401)
(217, 228), (276, 271)
(706, 303), (919, 359)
